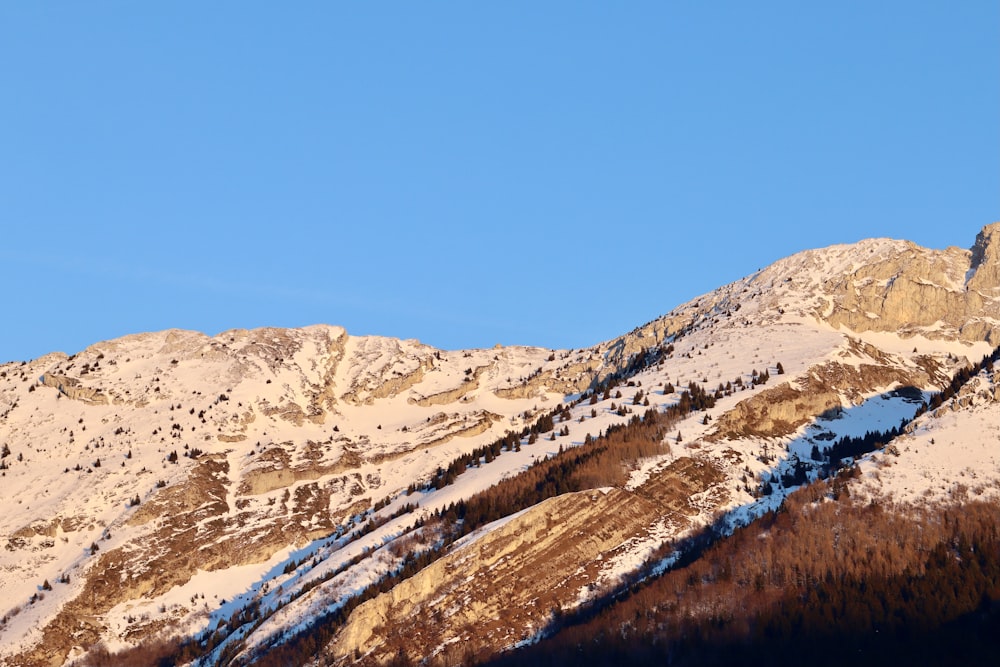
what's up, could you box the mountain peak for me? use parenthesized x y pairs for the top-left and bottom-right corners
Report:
(967, 221), (1000, 292)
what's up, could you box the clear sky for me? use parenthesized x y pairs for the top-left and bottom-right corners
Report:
(1, 2), (997, 362)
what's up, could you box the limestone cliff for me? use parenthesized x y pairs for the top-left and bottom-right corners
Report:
(816, 223), (1000, 342)
(328, 457), (727, 665)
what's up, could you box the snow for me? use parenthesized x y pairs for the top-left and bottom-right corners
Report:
(3, 231), (1000, 664)
(571, 517), (680, 609)
(0, 314), (918, 661)
(851, 372), (1000, 506)
(850, 328), (992, 362)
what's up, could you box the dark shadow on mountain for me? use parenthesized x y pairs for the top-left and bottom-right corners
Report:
(481, 601), (1000, 667)
(477, 372), (997, 667)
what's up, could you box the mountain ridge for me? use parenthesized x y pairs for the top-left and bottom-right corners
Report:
(2, 223), (1000, 666)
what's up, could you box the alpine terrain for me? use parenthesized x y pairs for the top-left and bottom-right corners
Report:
(3, 223), (1000, 666)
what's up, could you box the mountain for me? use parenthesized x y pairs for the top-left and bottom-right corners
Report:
(2, 224), (1000, 666)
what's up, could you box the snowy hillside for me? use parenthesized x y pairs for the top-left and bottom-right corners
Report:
(3, 223), (1000, 667)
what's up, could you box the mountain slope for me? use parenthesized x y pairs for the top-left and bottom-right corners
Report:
(2, 223), (1000, 666)
(485, 362), (1000, 667)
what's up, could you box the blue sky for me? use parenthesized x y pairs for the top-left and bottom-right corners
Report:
(1, 2), (997, 362)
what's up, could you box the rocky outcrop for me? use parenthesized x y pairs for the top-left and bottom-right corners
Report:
(494, 367), (593, 400)
(409, 365), (487, 406)
(711, 354), (937, 440)
(39, 373), (109, 405)
(967, 223), (1000, 294)
(711, 380), (842, 440)
(259, 399), (308, 426)
(236, 445), (364, 496)
(328, 457), (727, 665)
(818, 223), (1000, 343)
(367, 356), (435, 401)
(417, 410), (500, 448)
(331, 489), (663, 663)
(339, 338), (437, 405)
(303, 326), (349, 415)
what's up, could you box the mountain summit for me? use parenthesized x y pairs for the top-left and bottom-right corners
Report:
(3, 224), (1000, 666)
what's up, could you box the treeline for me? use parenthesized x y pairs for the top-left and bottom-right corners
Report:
(427, 432), (522, 490)
(238, 378), (716, 664)
(436, 407), (672, 534)
(474, 350), (1000, 667)
(82, 376), (712, 667)
(675, 381), (716, 412)
(482, 484), (1000, 667)
(426, 402), (578, 490)
(425, 367), (710, 493)
(822, 420), (908, 466)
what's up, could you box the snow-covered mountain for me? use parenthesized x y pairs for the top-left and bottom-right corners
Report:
(3, 223), (1000, 666)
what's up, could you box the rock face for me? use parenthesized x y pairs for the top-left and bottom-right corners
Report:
(815, 223), (1000, 342)
(711, 341), (947, 440)
(328, 457), (727, 665)
(968, 223), (1000, 293)
(38, 374), (109, 405)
